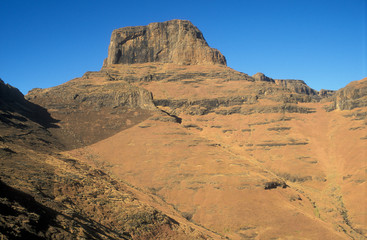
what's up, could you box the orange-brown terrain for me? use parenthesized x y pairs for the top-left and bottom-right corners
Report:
(1, 20), (366, 239)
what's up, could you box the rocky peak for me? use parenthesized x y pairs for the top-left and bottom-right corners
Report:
(104, 19), (226, 66)
(252, 72), (274, 82)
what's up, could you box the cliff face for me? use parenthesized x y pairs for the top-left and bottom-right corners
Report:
(333, 77), (367, 110)
(104, 20), (226, 66)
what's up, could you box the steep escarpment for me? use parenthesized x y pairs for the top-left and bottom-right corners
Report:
(104, 19), (226, 66)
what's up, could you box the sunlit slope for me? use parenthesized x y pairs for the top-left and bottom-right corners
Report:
(66, 64), (366, 239)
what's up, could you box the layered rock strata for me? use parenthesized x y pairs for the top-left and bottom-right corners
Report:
(333, 77), (367, 110)
(104, 19), (226, 66)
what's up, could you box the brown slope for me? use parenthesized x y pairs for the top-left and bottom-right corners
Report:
(0, 80), (221, 240)
(71, 113), (348, 239)
(67, 67), (366, 239)
(62, 63), (362, 239)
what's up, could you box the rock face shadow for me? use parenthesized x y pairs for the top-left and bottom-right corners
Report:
(0, 79), (60, 129)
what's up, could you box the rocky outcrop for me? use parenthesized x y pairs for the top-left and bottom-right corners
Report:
(319, 89), (335, 98)
(274, 79), (318, 96)
(252, 73), (274, 83)
(252, 73), (319, 96)
(333, 77), (367, 110)
(26, 81), (155, 111)
(26, 77), (157, 149)
(104, 20), (226, 66)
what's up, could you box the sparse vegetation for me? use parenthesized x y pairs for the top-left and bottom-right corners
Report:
(183, 124), (203, 131)
(267, 127), (291, 131)
(289, 194), (302, 202)
(222, 129), (235, 133)
(264, 179), (288, 190)
(278, 173), (312, 183)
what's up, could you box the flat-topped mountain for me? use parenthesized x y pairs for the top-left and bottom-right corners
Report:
(104, 19), (226, 66)
(2, 20), (367, 239)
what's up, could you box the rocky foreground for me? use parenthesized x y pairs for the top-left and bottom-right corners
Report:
(1, 20), (366, 239)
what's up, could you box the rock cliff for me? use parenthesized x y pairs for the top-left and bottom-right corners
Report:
(274, 79), (318, 95)
(333, 77), (367, 110)
(252, 73), (319, 95)
(104, 20), (226, 66)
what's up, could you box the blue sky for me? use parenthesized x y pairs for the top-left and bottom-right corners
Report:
(0, 0), (366, 94)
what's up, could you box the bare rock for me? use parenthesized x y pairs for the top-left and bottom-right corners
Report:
(26, 80), (156, 111)
(104, 19), (226, 66)
(252, 73), (319, 96)
(252, 73), (274, 82)
(333, 77), (367, 110)
(274, 79), (318, 96)
(319, 89), (335, 98)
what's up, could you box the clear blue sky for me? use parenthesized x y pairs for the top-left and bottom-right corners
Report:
(0, 0), (366, 94)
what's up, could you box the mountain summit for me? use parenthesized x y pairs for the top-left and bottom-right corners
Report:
(104, 19), (227, 66)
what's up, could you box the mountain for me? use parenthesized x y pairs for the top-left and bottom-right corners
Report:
(2, 20), (366, 239)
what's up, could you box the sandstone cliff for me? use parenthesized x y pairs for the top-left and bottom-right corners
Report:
(333, 77), (367, 110)
(252, 73), (319, 96)
(104, 19), (226, 66)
